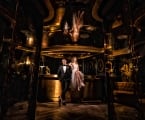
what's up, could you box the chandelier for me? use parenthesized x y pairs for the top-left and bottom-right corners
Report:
(63, 11), (84, 42)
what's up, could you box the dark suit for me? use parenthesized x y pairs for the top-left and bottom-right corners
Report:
(57, 65), (72, 101)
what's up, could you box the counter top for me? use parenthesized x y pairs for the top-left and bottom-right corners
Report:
(39, 74), (58, 79)
(39, 74), (104, 80)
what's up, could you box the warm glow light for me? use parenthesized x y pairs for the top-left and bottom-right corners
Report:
(55, 22), (60, 26)
(27, 36), (34, 46)
(42, 32), (48, 48)
(63, 22), (69, 35)
(26, 56), (31, 65)
(54, 81), (61, 98)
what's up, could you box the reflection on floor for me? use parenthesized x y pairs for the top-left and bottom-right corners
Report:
(4, 100), (145, 120)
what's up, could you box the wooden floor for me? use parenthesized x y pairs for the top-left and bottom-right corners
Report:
(3, 100), (145, 120)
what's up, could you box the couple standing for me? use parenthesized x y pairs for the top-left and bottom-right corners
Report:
(57, 57), (85, 105)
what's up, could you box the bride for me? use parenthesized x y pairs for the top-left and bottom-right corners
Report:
(69, 56), (85, 91)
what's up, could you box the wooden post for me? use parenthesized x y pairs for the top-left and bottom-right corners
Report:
(27, 25), (43, 120)
(105, 55), (117, 120)
(26, 3), (43, 120)
(106, 71), (116, 120)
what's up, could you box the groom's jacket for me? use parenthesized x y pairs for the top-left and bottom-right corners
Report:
(57, 65), (72, 81)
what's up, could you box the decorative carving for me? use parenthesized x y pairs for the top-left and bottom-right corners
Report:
(97, 58), (104, 73)
(63, 11), (84, 42)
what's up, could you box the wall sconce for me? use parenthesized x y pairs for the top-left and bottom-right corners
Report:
(25, 56), (31, 65)
(26, 35), (34, 47)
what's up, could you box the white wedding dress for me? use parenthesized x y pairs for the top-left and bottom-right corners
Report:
(71, 63), (85, 91)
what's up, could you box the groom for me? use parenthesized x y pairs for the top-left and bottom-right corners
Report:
(57, 58), (72, 105)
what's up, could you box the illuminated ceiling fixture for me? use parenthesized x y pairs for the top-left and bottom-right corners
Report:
(63, 11), (84, 42)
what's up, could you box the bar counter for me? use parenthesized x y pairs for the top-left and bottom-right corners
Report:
(38, 74), (105, 102)
(38, 74), (61, 102)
